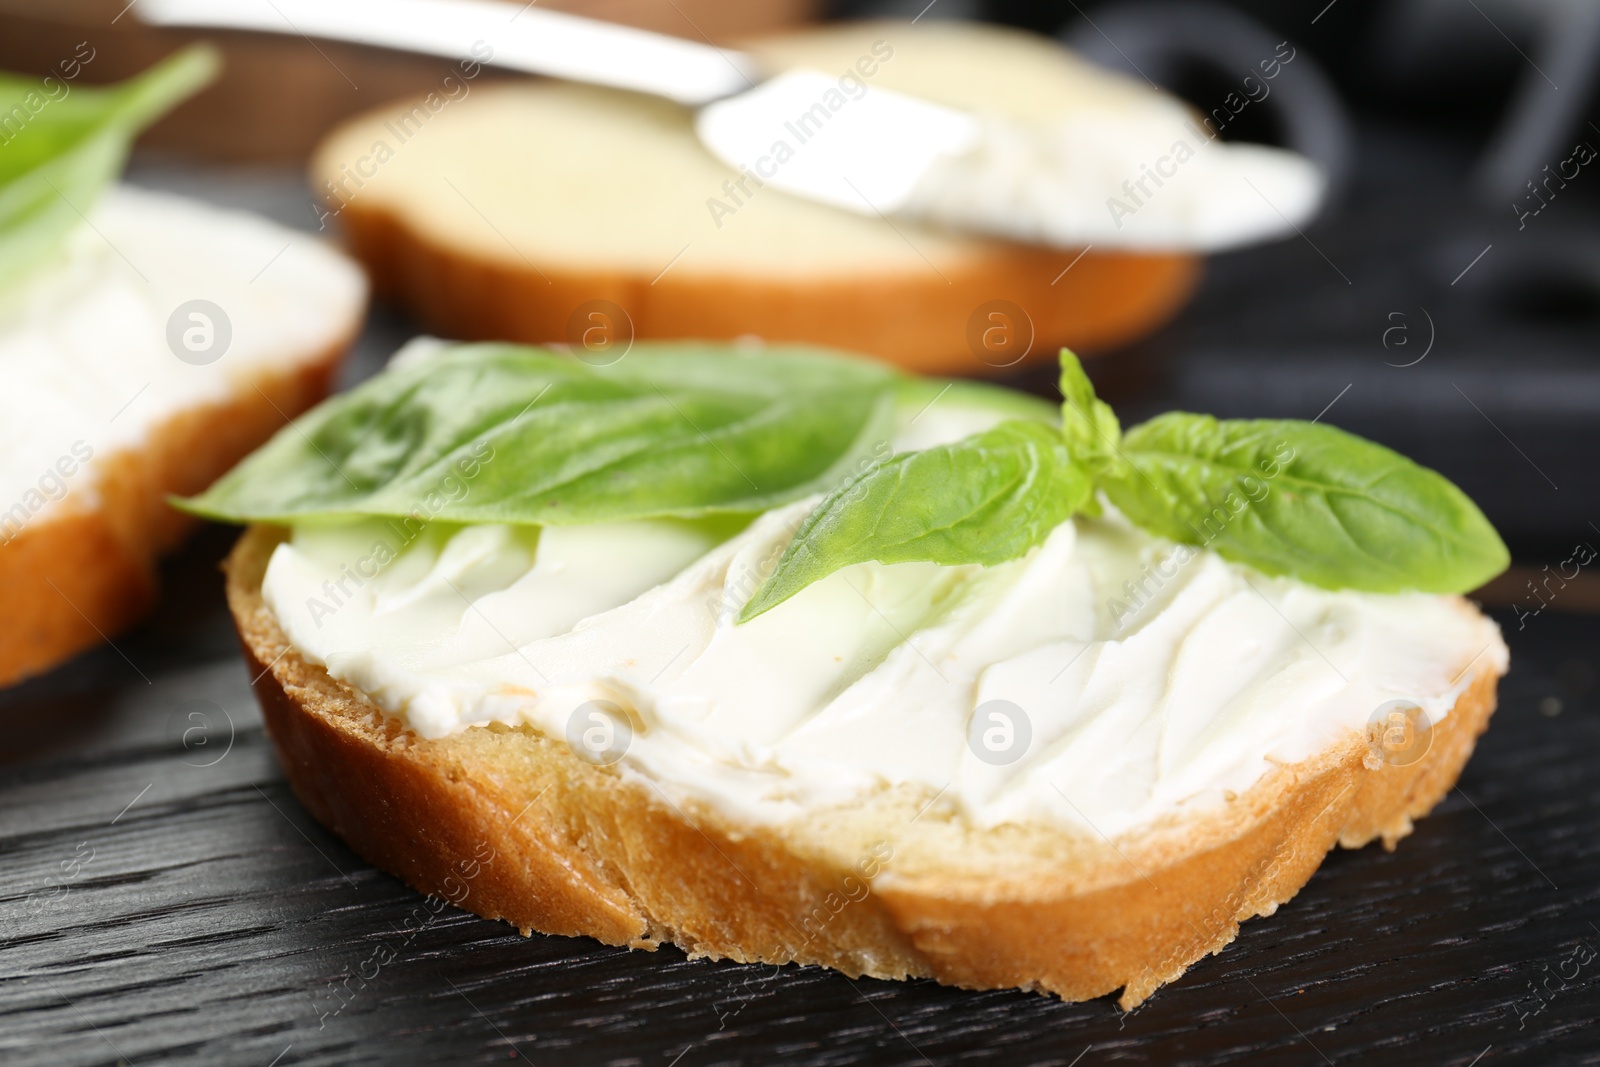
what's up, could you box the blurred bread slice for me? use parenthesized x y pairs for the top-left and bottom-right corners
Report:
(310, 20), (1199, 374)
(226, 521), (1501, 1007)
(0, 186), (365, 688)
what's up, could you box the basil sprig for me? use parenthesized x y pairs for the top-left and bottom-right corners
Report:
(0, 46), (218, 289)
(186, 339), (1506, 612)
(182, 343), (920, 525)
(742, 350), (1507, 617)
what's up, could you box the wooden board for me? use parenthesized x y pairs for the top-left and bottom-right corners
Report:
(2, 169), (1598, 1067)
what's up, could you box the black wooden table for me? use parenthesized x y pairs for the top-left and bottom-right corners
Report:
(3, 169), (1598, 1067)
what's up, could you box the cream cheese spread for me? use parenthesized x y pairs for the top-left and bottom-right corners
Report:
(260, 397), (1505, 839)
(695, 67), (1324, 254)
(898, 108), (1324, 253)
(0, 185), (365, 535)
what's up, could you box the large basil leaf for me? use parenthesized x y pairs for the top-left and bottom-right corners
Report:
(740, 420), (1092, 621)
(0, 46), (217, 290)
(180, 343), (906, 525)
(1101, 413), (1510, 594)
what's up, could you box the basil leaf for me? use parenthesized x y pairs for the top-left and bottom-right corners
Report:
(179, 343), (904, 526)
(1057, 348), (1120, 460)
(1101, 413), (1510, 594)
(740, 420), (1093, 621)
(0, 46), (218, 289)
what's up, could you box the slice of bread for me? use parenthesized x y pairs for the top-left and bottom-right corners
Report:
(309, 21), (1200, 375)
(0, 187), (365, 688)
(226, 522), (1501, 1007)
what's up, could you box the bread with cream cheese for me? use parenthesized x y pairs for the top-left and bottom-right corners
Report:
(308, 21), (1200, 375)
(0, 188), (365, 688)
(225, 521), (1501, 1007)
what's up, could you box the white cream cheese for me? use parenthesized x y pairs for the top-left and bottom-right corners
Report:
(0, 185), (365, 533)
(899, 108), (1325, 253)
(697, 68), (1323, 253)
(260, 400), (1506, 839)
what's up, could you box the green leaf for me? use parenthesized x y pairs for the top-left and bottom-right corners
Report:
(739, 420), (1093, 622)
(178, 342), (904, 526)
(1100, 413), (1510, 594)
(0, 46), (219, 290)
(1057, 348), (1120, 460)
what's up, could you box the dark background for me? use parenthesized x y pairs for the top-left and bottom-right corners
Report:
(3, 1), (1599, 1064)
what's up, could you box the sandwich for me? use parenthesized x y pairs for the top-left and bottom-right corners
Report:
(0, 48), (367, 687)
(188, 339), (1508, 1007)
(308, 20), (1320, 374)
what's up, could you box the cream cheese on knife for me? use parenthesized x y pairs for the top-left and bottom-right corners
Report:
(697, 68), (1324, 253)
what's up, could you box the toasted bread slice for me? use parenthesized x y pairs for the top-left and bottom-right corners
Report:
(226, 521), (1500, 1008)
(309, 21), (1200, 375)
(0, 187), (365, 688)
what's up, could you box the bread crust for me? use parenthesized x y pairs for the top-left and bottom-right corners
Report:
(0, 336), (353, 689)
(331, 200), (1199, 376)
(225, 524), (1502, 1007)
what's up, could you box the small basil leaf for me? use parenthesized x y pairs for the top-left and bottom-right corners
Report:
(178, 343), (902, 526)
(0, 46), (218, 290)
(1101, 413), (1510, 594)
(739, 420), (1093, 622)
(1057, 348), (1120, 460)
